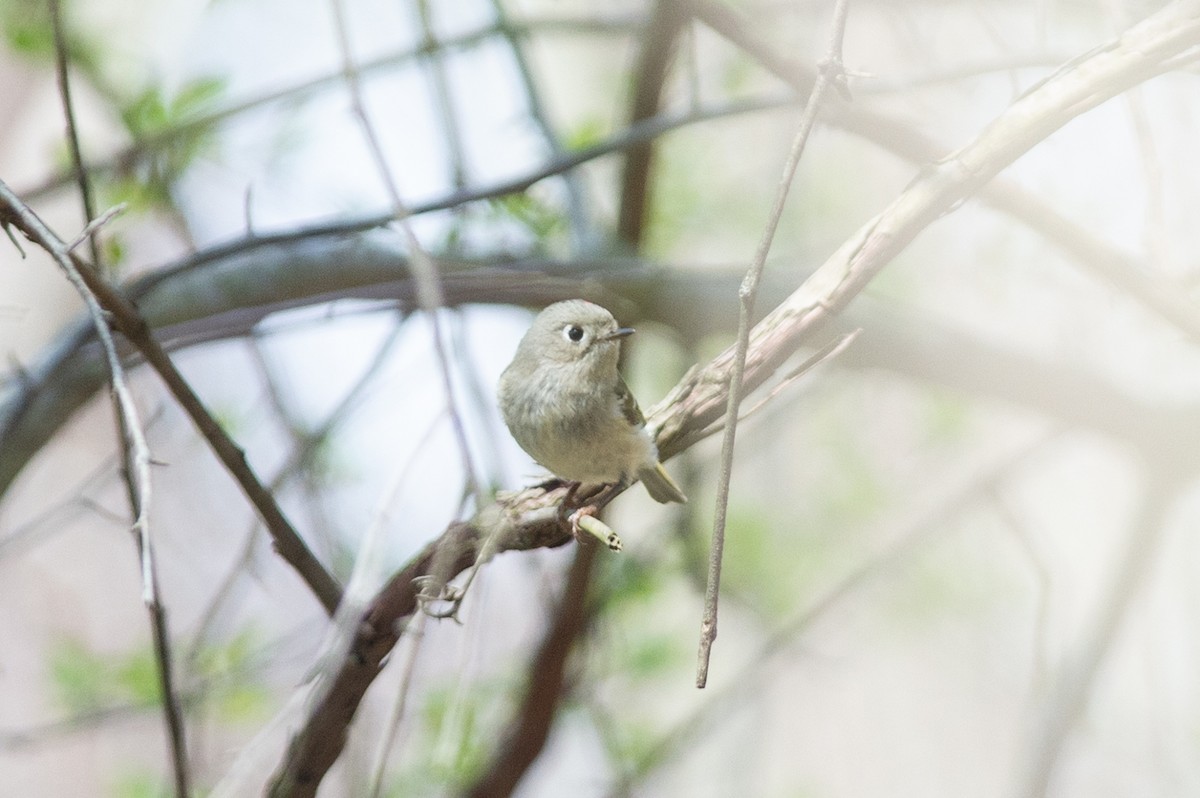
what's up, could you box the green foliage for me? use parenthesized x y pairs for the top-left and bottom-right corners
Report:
(120, 78), (226, 140)
(109, 770), (169, 798)
(1, 0), (98, 69)
(563, 115), (608, 152)
(192, 627), (272, 724)
(721, 504), (841, 616)
(48, 638), (159, 713)
(384, 680), (499, 796)
(595, 553), (689, 683)
(2, 0), (53, 59)
(920, 389), (972, 444)
(103, 76), (227, 212)
(487, 192), (566, 245)
(421, 686), (487, 785)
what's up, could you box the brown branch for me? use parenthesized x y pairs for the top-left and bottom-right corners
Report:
(49, 6), (192, 794)
(462, 544), (599, 798)
(267, 491), (572, 797)
(18, 14), (644, 206)
(616, 0), (690, 248)
(0, 180), (344, 617)
(264, 8), (1200, 792)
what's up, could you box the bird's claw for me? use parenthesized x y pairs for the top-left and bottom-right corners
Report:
(412, 575), (466, 622)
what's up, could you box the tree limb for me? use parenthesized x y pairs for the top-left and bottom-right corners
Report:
(265, 7), (1200, 792)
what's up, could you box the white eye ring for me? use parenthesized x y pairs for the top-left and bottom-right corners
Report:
(563, 324), (585, 343)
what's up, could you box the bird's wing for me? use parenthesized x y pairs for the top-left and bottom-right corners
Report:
(615, 375), (646, 428)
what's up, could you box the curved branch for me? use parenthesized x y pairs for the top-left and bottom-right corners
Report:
(265, 7), (1200, 794)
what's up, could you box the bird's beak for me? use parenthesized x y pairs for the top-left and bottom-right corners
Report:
(603, 327), (635, 341)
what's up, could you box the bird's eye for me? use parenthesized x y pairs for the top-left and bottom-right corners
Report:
(564, 324), (585, 343)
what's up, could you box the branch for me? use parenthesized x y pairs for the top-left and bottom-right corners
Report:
(462, 544), (599, 798)
(650, 0), (1200, 459)
(266, 491), (573, 797)
(0, 180), (344, 617)
(265, 7), (1200, 792)
(617, 0), (689, 247)
(697, 0), (852, 689)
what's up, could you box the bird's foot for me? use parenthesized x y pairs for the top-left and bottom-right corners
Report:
(412, 575), (466, 622)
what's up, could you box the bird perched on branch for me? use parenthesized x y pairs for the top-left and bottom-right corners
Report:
(498, 299), (686, 546)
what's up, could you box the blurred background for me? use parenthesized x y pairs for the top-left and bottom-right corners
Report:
(2, 0), (1200, 796)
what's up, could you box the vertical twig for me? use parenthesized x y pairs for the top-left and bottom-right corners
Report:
(695, 0), (853, 688)
(0, 193), (191, 795)
(47, 4), (190, 794)
(0, 177), (343, 607)
(48, 0), (100, 268)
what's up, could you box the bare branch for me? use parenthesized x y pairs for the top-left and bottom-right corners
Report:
(696, 0), (852, 689)
(461, 544), (599, 798)
(329, 0), (484, 515)
(0, 179), (186, 793)
(1015, 473), (1182, 798)
(0, 179), (344, 616)
(617, 0), (689, 248)
(264, 7), (1200, 788)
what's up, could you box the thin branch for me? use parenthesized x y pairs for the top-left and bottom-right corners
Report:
(365, 611), (428, 798)
(52, 10), (183, 772)
(607, 431), (1055, 797)
(48, 0), (100, 268)
(487, 0), (593, 248)
(18, 13), (645, 206)
(329, 0), (484, 515)
(651, 0), (1200, 463)
(0, 179), (344, 616)
(1015, 473), (1182, 798)
(0, 185), (187, 793)
(461, 544), (599, 798)
(616, 0), (689, 248)
(696, 0), (852, 689)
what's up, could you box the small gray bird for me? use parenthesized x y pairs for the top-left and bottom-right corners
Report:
(498, 299), (687, 509)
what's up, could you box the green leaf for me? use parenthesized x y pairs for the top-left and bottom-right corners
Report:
(109, 770), (168, 798)
(563, 115), (608, 152)
(49, 639), (114, 712)
(115, 649), (162, 705)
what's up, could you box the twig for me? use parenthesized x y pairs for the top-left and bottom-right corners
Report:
(48, 0), (101, 268)
(328, 0), (483, 514)
(0, 186), (188, 793)
(50, 23), (175, 772)
(671, 330), (860, 455)
(462, 544), (598, 798)
(1014, 473), (1181, 798)
(366, 610), (429, 798)
(607, 432), (1055, 797)
(696, 0), (853, 689)
(650, 0), (1200, 463)
(487, 0), (593, 247)
(0, 178), (344, 616)
(66, 203), (127, 253)
(18, 14), (645, 206)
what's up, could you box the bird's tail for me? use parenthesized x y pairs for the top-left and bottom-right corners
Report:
(638, 461), (687, 504)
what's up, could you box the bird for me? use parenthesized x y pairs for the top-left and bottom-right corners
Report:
(498, 299), (687, 536)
